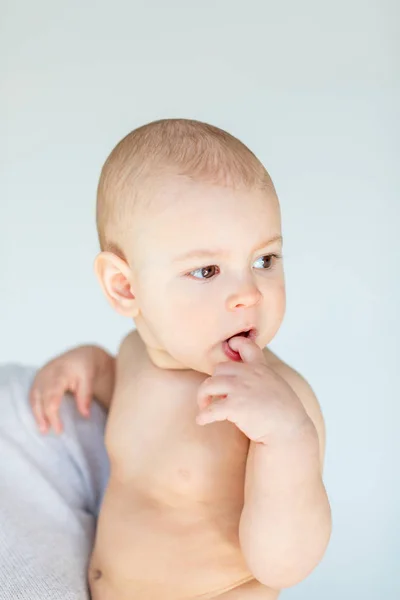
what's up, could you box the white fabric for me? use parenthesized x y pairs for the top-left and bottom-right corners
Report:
(0, 364), (109, 600)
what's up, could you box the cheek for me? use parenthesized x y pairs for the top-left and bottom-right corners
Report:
(278, 284), (286, 315)
(143, 284), (208, 334)
(169, 299), (210, 334)
(268, 282), (286, 324)
(164, 295), (215, 351)
(165, 282), (210, 315)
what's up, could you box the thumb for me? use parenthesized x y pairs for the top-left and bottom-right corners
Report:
(227, 336), (266, 364)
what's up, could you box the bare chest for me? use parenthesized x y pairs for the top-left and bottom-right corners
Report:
(90, 345), (280, 599)
(104, 365), (250, 507)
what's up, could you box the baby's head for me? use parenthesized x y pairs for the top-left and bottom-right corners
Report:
(95, 118), (285, 375)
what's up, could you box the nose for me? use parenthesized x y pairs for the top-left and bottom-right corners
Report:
(226, 278), (262, 311)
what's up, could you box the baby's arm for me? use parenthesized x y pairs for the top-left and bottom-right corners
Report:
(29, 345), (116, 434)
(239, 366), (331, 589)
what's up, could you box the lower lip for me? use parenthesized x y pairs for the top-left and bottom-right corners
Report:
(222, 340), (242, 361)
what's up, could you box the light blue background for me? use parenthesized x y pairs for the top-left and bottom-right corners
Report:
(1, 1), (398, 598)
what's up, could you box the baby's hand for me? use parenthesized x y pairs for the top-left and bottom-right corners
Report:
(29, 345), (115, 435)
(196, 337), (310, 444)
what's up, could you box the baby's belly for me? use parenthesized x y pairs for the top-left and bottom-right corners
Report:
(89, 479), (279, 600)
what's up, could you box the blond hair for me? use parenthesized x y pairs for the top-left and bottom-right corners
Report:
(96, 118), (273, 257)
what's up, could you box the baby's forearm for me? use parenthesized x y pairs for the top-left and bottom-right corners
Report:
(239, 421), (332, 590)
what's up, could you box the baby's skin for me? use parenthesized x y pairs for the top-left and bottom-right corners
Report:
(29, 120), (331, 598)
(31, 327), (329, 599)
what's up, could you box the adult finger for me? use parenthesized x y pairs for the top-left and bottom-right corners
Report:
(75, 377), (93, 417)
(45, 401), (63, 435)
(30, 390), (50, 434)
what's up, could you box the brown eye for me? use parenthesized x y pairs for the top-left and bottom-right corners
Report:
(200, 266), (217, 279)
(261, 255), (272, 268)
(254, 254), (280, 270)
(190, 265), (218, 280)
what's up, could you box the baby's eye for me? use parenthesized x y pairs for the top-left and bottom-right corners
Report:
(254, 254), (278, 270)
(188, 254), (280, 280)
(189, 265), (219, 280)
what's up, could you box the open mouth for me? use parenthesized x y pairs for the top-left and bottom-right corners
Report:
(221, 328), (258, 361)
(234, 330), (250, 338)
(226, 328), (256, 343)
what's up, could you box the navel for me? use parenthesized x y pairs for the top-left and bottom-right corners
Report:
(90, 568), (102, 581)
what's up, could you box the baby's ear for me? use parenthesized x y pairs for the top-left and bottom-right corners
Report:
(94, 252), (140, 318)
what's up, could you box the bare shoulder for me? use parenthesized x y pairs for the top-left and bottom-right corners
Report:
(263, 347), (326, 472)
(116, 329), (145, 369)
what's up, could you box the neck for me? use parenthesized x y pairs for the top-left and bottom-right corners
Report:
(130, 328), (192, 372)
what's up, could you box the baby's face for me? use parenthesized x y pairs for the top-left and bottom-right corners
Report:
(126, 176), (285, 375)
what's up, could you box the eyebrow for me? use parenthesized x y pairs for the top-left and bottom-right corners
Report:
(172, 235), (283, 263)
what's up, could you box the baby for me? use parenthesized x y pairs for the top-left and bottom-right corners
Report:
(29, 119), (331, 599)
